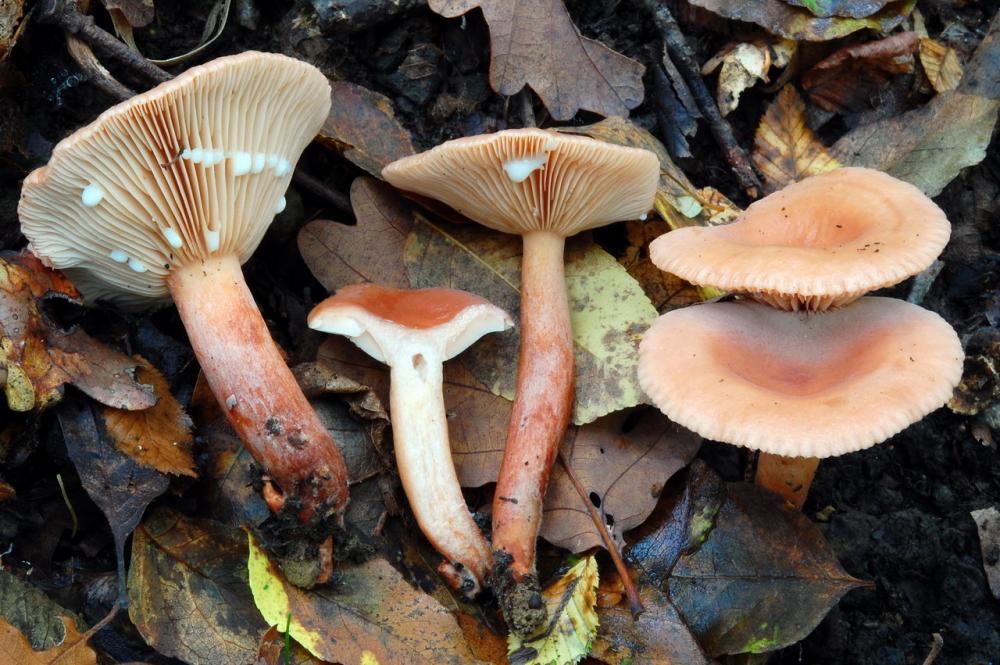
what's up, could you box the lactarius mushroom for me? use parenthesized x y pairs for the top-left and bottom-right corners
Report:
(308, 284), (512, 596)
(19, 52), (350, 522)
(639, 299), (963, 507)
(643, 167), (958, 509)
(383, 129), (658, 633)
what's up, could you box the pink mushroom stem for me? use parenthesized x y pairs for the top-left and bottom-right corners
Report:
(169, 254), (350, 522)
(755, 453), (821, 510)
(492, 230), (575, 616)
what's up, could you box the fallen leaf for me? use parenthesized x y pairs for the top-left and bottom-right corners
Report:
(507, 556), (599, 665)
(101, 357), (195, 477)
(540, 410), (700, 553)
(428, 0), (644, 120)
(128, 508), (268, 665)
(782, 0), (891, 17)
(318, 82), (415, 177)
(668, 483), (866, 656)
(702, 40), (793, 116)
(0, 0), (24, 62)
(971, 507), (1000, 601)
(101, 0), (155, 28)
(0, 252), (156, 412)
(687, 0), (915, 42)
(620, 217), (705, 312)
(57, 395), (169, 606)
(919, 38), (963, 93)
(0, 616), (96, 665)
(404, 215), (657, 425)
(802, 32), (919, 113)
(257, 625), (332, 665)
(752, 85), (842, 193)
(247, 533), (485, 664)
(0, 570), (87, 651)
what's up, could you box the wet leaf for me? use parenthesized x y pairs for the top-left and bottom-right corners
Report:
(687, 0), (915, 42)
(540, 410), (700, 553)
(405, 215), (657, 425)
(752, 85), (842, 193)
(668, 484), (866, 656)
(801, 32), (919, 113)
(247, 533), (485, 664)
(0, 570), (85, 651)
(971, 507), (1000, 601)
(0, 616), (96, 665)
(57, 396), (169, 607)
(128, 508), (267, 665)
(919, 38), (963, 93)
(0, 0), (24, 62)
(782, 0), (891, 18)
(428, 0), (644, 120)
(0, 252), (156, 412)
(508, 556), (599, 665)
(101, 357), (195, 477)
(318, 82), (415, 176)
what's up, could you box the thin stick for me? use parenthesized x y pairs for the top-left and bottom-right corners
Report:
(55, 473), (78, 538)
(641, 0), (762, 199)
(49, 605), (119, 665)
(921, 633), (944, 665)
(558, 451), (644, 618)
(65, 34), (135, 101)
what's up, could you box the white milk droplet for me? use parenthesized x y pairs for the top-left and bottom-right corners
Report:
(188, 148), (205, 164)
(81, 184), (103, 207)
(181, 148), (192, 160)
(252, 153), (267, 173)
(109, 249), (128, 263)
(231, 152), (252, 176)
(274, 158), (291, 177)
(127, 258), (147, 273)
(275, 196), (287, 214)
(267, 154), (279, 169)
(639, 213), (648, 221)
(206, 230), (221, 252)
(212, 149), (225, 165)
(503, 155), (548, 183)
(163, 228), (183, 248)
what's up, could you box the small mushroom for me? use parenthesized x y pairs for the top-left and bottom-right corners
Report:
(308, 284), (513, 596)
(638, 298), (964, 508)
(19, 52), (350, 522)
(650, 168), (951, 311)
(383, 129), (658, 634)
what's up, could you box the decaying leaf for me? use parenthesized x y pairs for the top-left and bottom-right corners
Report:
(919, 38), (963, 93)
(620, 217), (705, 312)
(318, 81), (415, 176)
(427, 0), (644, 120)
(782, 0), (891, 18)
(687, 0), (915, 42)
(0, 252), (156, 412)
(971, 507), (1000, 601)
(257, 626), (332, 665)
(753, 85), (842, 193)
(102, 357), (195, 477)
(802, 32), (919, 113)
(0, 616), (96, 665)
(507, 556), (599, 665)
(101, 0), (155, 28)
(0, 570), (86, 652)
(128, 508), (268, 665)
(405, 215), (657, 425)
(702, 40), (794, 116)
(0, 0), (24, 62)
(248, 533), (485, 664)
(540, 410), (700, 553)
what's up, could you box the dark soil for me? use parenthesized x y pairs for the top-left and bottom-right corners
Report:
(0, 1), (998, 664)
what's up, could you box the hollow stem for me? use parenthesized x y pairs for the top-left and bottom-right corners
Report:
(168, 254), (349, 522)
(388, 347), (492, 597)
(755, 453), (820, 510)
(492, 230), (574, 635)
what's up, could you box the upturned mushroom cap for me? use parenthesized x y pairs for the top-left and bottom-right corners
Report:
(381, 128), (659, 237)
(19, 51), (330, 307)
(649, 168), (951, 311)
(308, 284), (513, 362)
(638, 297), (963, 458)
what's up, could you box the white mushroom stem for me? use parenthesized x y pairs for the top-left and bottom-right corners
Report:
(168, 254), (350, 522)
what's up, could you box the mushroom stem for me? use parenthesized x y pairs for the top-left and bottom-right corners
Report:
(388, 349), (492, 597)
(754, 453), (820, 510)
(492, 230), (575, 635)
(168, 254), (350, 522)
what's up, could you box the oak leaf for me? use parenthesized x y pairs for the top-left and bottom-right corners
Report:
(0, 616), (96, 665)
(427, 0), (644, 120)
(752, 85), (842, 193)
(318, 82), (415, 176)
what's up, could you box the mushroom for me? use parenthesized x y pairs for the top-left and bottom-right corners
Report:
(639, 298), (963, 507)
(382, 129), (658, 633)
(649, 167), (951, 311)
(308, 283), (513, 596)
(18, 52), (350, 522)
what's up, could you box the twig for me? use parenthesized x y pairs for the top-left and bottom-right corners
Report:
(49, 605), (119, 665)
(292, 170), (354, 217)
(920, 633), (944, 665)
(557, 451), (644, 618)
(641, 0), (762, 199)
(55, 473), (79, 538)
(520, 89), (536, 128)
(65, 34), (135, 100)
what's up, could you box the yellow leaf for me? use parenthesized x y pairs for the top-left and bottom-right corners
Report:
(508, 556), (600, 665)
(0, 616), (96, 665)
(919, 38), (963, 93)
(753, 86), (842, 194)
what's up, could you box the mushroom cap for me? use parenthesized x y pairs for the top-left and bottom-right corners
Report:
(381, 128), (659, 238)
(308, 284), (513, 364)
(638, 297), (963, 458)
(19, 51), (331, 306)
(649, 168), (951, 311)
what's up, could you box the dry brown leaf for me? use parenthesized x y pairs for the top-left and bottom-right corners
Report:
(0, 0), (24, 62)
(257, 626), (332, 665)
(920, 38), (963, 93)
(753, 85), (842, 193)
(702, 40), (794, 116)
(802, 32), (920, 113)
(102, 357), (195, 477)
(0, 616), (96, 665)
(102, 0), (155, 27)
(318, 82), (415, 176)
(428, 0), (644, 120)
(621, 217), (704, 313)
